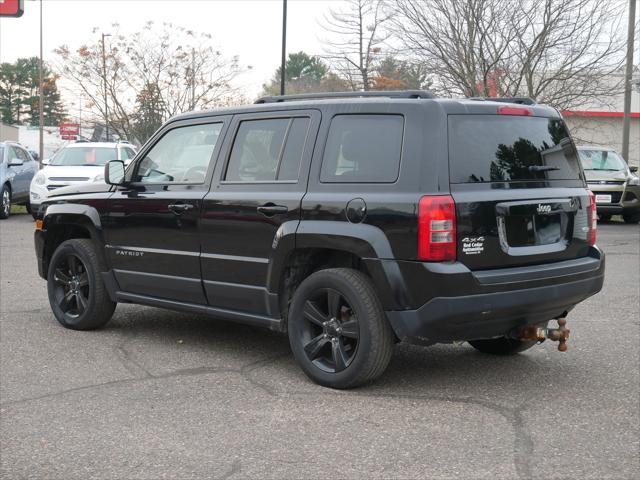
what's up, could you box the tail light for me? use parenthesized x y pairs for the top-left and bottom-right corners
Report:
(418, 195), (456, 261)
(588, 191), (597, 246)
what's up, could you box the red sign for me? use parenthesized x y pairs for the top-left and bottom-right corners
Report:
(61, 135), (77, 141)
(0, 0), (24, 17)
(59, 123), (80, 136)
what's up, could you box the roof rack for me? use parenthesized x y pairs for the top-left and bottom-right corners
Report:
(468, 96), (537, 105)
(255, 90), (435, 104)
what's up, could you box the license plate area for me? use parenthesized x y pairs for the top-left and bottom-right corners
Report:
(595, 194), (611, 204)
(496, 198), (576, 256)
(504, 214), (562, 247)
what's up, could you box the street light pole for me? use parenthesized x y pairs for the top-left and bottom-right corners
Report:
(621, 0), (636, 163)
(38, 0), (43, 165)
(280, 0), (287, 96)
(101, 33), (111, 142)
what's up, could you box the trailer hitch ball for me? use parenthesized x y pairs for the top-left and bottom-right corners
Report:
(548, 317), (569, 352)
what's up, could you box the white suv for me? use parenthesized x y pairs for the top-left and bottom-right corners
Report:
(30, 142), (136, 214)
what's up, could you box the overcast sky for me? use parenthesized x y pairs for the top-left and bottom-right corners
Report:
(0, 0), (345, 105)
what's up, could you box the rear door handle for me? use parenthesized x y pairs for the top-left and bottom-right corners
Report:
(168, 203), (194, 214)
(257, 203), (288, 216)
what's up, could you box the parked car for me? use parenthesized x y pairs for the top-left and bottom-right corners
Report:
(577, 146), (640, 224)
(30, 141), (137, 217)
(0, 141), (39, 219)
(33, 91), (604, 388)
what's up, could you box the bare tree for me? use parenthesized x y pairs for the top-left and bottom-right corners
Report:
(55, 22), (244, 143)
(390, 0), (626, 110)
(321, 0), (391, 91)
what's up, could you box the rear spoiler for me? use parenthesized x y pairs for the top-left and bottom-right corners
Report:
(468, 97), (537, 105)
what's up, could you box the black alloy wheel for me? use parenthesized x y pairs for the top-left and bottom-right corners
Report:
(47, 239), (116, 330)
(288, 268), (394, 389)
(51, 253), (90, 318)
(299, 288), (360, 373)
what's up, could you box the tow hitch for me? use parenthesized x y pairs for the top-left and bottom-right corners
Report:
(514, 316), (570, 351)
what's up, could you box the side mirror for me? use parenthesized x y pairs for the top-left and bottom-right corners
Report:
(630, 166), (638, 173)
(41, 158), (50, 166)
(105, 160), (126, 186)
(29, 150), (39, 161)
(8, 158), (23, 167)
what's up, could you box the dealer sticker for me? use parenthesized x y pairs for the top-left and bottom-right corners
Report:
(462, 236), (485, 255)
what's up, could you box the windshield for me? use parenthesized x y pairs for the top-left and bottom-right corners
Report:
(448, 116), (582, 183)
(578, 149), (626, 171)
(50, 147), (116, 166)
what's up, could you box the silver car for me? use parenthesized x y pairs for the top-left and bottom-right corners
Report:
(578, 146), (640, 224)
(0, 142), (39, 219)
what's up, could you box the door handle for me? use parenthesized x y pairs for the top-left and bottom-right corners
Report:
(257, 203), (288, 216)
(168, 203), (194, 214)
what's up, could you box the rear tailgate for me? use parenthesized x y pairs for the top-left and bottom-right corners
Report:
(448, 114), (592, 270)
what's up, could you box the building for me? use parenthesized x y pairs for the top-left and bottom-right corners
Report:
(0, 122), (19, 142)
(562, 71), (640, 166)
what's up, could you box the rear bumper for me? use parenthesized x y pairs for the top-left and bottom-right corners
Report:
(379, 248), (605, 342)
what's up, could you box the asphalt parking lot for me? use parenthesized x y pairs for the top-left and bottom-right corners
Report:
(1, 212), (638, 480)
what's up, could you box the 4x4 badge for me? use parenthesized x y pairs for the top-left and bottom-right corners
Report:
(461, 236), (485, 255)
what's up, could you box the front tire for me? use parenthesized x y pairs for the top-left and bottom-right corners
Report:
(468, 337), (537, 355)
(47, 239), (116, 330)
(0, 184), (11, 219)
(288, 268), (394, 389)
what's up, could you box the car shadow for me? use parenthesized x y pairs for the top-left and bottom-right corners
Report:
(100, 304), (575, 395)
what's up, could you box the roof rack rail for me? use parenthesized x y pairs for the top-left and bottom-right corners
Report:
(255, 90), (435, 104)
(468, 96), (537, 105)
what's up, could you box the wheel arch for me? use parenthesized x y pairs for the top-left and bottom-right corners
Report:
(40, 204), (107, 278)
(267, 220), (404, 326)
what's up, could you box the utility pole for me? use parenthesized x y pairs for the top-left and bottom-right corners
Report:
(280, 0), (287, 96)
(621, 0), (636, 163)
(38, 0), (43, 166)
(101, 33), (111, 142)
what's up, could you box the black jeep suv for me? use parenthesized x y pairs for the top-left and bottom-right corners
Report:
(34, 91), (604, 388)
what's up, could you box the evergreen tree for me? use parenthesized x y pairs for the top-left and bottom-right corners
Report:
(0, 57), (66, 126)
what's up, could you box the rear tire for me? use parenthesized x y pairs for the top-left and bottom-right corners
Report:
(288, 268), (394, 389)
(468, 337), (537, 355)
(47, 238), (116, 330)
(623, 212), (640, 224)
(0, 184), (11, 219)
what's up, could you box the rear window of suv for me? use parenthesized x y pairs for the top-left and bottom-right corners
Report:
(448, 115), (582, 183)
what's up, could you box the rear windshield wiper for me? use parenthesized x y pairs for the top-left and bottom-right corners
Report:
(528, 165), (560, 172)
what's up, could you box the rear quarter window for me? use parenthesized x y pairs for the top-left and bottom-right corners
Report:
(448, 115), (582, 183)
(320, 114), (404, 183)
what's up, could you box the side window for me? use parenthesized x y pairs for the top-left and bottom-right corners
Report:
(320, 114), (404, 183)
(7, 146), (18, 161)
(120, 147), (131, 160)
(135, 123), (222, 184)
(125, 147), (136, 159)
(15, 148), (29, 161)
(224, 117), (309, 182)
